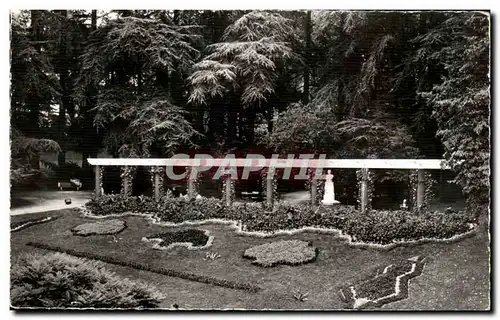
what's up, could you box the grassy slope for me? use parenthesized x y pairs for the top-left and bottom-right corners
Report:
(10, 209), (490, 310)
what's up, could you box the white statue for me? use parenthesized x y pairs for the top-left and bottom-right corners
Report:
(400, 199), (408, 210)
(322, 170), (340, 205)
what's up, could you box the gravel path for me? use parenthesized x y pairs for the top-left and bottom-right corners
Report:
(10, 191), (93, 216)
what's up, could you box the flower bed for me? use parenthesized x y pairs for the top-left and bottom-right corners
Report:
(338, 256), (427, 309)
(142, 229), (212, 250)
(84, 195), (476, 245)
(243, 240), (318, 267)
(71, 219), (127, 236)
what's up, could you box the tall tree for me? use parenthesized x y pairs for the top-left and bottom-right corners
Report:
(76, 15), (202, 157)
(56, 10), (69, 166)
(10, 10), (61, 172)
(188, 10), (300, 146)
(303, 10), (312, 105)
(418, 12), (490, 215)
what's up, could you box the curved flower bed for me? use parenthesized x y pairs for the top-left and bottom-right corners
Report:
(142, 229), (213, 250)
(243, 240), (318, 267)
(71, 219), (127, 236)
(338, 256), (427, 309)
(84, 195), (477, 246)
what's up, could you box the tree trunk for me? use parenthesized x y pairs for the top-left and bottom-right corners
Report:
(336, 80), (346, 122)
(58, 70), (68, 167)
(226, 95), (238, 145)
(156, 68), (169, 89)
(57, 10), (69, 167)
(266, 103), (274, 133)
(208, 98), (225, 143)
(137, 61), (142, 94)
(335, 13), (347, 122)
(173, 10), (180, 25)
(27, 10), (42, 138)
(91, 10), (97, 30)
(244, 109), (256, 146)
(81, 10), (99, 170)
(303, 10), (312, 105)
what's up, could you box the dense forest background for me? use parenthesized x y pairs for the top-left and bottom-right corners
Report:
(10, 10), (490, 214)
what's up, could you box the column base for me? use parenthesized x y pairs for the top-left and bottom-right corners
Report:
(321, 199), (340, 206)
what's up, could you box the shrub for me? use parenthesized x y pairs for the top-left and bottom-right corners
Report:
(85, 195), (475, 245)
(239, 202), (352, 232)
(11, 252), (165, 309)
(71, 219), (127, 236)
(292, 289), (310, 302)
(203, 251), (221, 261)
(155, 197), (225, 222)
(342, 209), (476, 244)
(243, 240), (318, 267)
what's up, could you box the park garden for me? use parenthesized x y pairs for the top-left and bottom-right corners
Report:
(10, 10), (490, 310)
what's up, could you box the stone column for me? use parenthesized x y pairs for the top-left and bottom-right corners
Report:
(225, 173), (232, 206)
(95, 165), (101, 197)
(154, 167), (161, 201)
(417, 169), (425, 212)
(266, 170), (274, 207)
(188, 167), (197, 199)
(123, 165), (130, 196)
(310, 174), (317, 208)
(360, 168), (369, 213)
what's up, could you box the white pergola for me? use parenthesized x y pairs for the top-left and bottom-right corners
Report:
(87, 158), (451, 212)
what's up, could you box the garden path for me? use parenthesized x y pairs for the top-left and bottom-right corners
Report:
(10, 191), (93, 216)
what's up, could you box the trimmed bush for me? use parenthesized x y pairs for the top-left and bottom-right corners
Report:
(71, 219), (127, 236)
(342, 209), (476, 244)
(11, 252), (164, 309)
(85, 195), (476, 245)
(243, 240), (318, 267)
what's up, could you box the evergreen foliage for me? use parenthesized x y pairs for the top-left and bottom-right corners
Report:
(9, 10), (490, 212)
(418, 12), (490, 215)
(188, 11), (298, 107)
(11, 252), (165, 308)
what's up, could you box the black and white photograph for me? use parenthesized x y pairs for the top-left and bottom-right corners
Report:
(8, 7), (491, 311)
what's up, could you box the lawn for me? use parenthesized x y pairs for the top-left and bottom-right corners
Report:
(10, 208), (490, 310)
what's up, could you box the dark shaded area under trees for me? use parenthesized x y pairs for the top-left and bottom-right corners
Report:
(10, 10), (490, 215)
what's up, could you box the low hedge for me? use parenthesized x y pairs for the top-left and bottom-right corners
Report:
(85, 195), (476, 245)
(26, 242), (261, 293)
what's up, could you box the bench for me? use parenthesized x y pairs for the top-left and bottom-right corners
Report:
(58, 179), (82, 191)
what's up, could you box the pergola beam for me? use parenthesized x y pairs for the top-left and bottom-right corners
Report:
(88, 158), (449, 209)
(87, 158), (450, 169)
